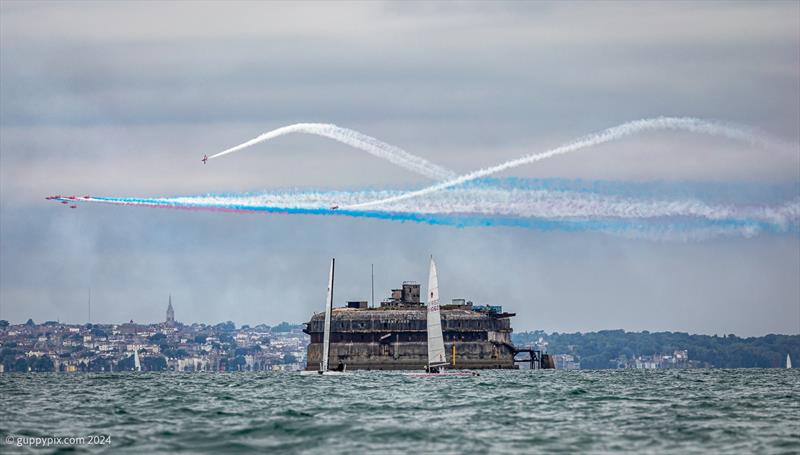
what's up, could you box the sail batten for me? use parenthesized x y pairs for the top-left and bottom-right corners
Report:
(321, 258), (334, 373)
(426, 257), (447, 368)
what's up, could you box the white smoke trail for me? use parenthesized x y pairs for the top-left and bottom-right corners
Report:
(602, 225), (764, 242)
(68, 183), (798, 241)
(89, 188), (799, 228)
(346, 117), (790, 209)
(208, 123), (456, 181)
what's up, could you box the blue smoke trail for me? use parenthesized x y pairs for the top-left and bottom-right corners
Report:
(75, 178), (798, 241)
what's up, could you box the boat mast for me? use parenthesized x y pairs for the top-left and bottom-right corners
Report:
(426, 257), (447, 370)
(321, 258), (335, 372)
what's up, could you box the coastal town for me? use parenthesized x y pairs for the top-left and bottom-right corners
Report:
(0, 299), (307, 372)
(1, 297), (791, 373)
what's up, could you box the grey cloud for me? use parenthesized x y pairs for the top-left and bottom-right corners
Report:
(1, 1), (798, 335)
(2, 2), (798, 135)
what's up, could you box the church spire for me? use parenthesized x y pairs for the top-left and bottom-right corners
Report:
(166, 294), (175, 324)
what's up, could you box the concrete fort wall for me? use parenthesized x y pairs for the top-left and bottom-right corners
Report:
(306, 340), (517, 370)
(304, 307), (517, 370)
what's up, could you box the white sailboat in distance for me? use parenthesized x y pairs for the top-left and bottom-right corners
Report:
(787, 354), (792, 369)
(301, 258), (351, 376)
(133, 350), (142, 372)
(409, 256), (478, 377)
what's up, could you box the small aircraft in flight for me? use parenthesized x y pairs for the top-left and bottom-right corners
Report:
(202, 154), (208, 164)
(330, 205), (339, 210)
(69, 205), (77, 209)
(61, 200), (69, 204)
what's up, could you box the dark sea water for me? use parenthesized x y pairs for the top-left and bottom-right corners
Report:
(1, 369), (798, 454)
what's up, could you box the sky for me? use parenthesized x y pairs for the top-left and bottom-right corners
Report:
(1, 1), (798, 335)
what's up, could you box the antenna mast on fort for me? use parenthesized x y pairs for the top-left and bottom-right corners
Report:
(371, 264), (375, 308)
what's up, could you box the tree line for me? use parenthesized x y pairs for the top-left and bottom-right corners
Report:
(512, 330), (799, 369)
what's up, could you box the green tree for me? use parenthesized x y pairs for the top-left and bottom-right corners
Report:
(272, 322), (299, 333)
(143, 356), (167, 371)
(13, 357), (29, 372)
(216, 321), (236, 332)
(512, 330), (800, 369)
(32, 356), (54, 372)
(283, 354), (298, 364)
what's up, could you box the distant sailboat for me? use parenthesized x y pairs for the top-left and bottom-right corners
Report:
(134, 350), (142, 372)
(787, 354), (792, 369)
(301, 258), (351, 376)
(410, 257), (477, 377)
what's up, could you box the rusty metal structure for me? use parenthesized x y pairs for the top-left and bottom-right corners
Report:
(511, 347), (556, 369)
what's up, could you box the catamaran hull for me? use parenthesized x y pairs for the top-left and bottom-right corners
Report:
(406, 372), (479, 377)
(300, 370), (353, 376)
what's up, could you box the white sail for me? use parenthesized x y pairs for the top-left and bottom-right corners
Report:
(321, 258), (335, 373)
(426, 257), (447, 368)
(134, 350), (141, 372)
(788, 354), (792, 369)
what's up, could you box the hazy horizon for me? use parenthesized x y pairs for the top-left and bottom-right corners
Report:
(1, 1), (798, 337)
(5, 310), (800, 338)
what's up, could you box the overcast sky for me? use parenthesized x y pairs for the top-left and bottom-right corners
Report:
(1, 1), (798, 335)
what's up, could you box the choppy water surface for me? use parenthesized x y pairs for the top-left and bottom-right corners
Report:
(1, 369), (798, 453)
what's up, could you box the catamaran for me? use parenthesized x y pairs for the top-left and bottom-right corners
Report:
(409, 257), (478, 377)
(300, 258), (351, 376)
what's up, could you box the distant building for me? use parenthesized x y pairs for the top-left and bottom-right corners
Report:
(621, 350), (693, 369)
(554, 354), (581, 370)
(166, 295), (175, 324)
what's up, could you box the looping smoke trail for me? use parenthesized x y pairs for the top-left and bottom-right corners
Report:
(346, 117), (790, 209)
(208, 123), (456, 181)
